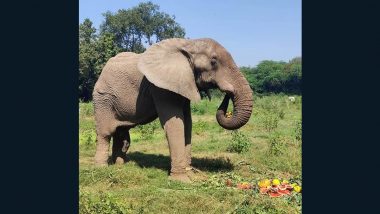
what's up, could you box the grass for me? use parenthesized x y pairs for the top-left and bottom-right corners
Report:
(79, 94), (302, 213)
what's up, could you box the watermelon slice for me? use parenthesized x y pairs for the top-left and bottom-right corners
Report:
(278, 189), (290, 195)
(269, 192), (282, 197)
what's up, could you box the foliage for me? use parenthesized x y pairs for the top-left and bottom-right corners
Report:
(191, 103), (207, 115)
(137, 119), (160, 140)
(100, 1), (185, 52)
(227, 130), (251, 153)
(241, 57), (302, 95)
(79, 190), (124, 214)
(268, 132), (286, 155)
(193, 120), (208, 135)
(261, 111), (280, 132)
(294, 119), (302, 141)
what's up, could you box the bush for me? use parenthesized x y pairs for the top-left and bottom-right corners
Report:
(191, 103), (207, 115)
(256, 96), (285, 120)
(261, 111), (280, 132)
(79, 103), (94, 117)
(137, 120), (160, 141)
(294, 120), (302, 141)
(268, 132), (286, 155)
(79, 130), (96, 147)
(193, 120), (208, 135)
(79, 191), (124, 214)
(227, 130), (250, 153)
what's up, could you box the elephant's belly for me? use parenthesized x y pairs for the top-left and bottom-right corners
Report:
(112, 90), (158, 126)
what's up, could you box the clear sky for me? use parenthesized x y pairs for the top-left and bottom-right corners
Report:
(79, 0), (301, 67)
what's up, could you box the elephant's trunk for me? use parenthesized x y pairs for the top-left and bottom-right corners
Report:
(216, 71), (253, 130)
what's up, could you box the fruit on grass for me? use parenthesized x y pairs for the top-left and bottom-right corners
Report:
(269, 192), (282, 197)
(294, 185), (302, 193)
(259, 188), (269, 194)
(291, 183), (298, 188)
(284, 184), (293, 190)
(237, 182), (252, 190)
(278, 184), (287, 191)
(272, 179), (280, 186)
(278, 189), (290, 195)
(282, 179), (289, 184)
(258, 179), (271, 188)
(270, 186), (279, 192)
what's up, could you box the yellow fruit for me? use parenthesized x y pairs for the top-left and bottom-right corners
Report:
(282, 180), (289, 184)
(272, 179), (280, 186)
(258, 179), (271, 188)
(291, 183), (297, 188)
(294, 185), (302, 193)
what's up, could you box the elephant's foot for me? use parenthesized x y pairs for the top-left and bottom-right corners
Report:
(111, 152), (128, 165)
(169, 173), (192, 183)
(94, 160), (108, 167)
(94, 153), (109, 166)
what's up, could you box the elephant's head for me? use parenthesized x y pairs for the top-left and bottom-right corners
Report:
(138, 38), (253, 130)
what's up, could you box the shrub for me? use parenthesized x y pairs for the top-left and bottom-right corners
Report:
(193, 120), (208, 135)
(261, 111), (280, 132)
(137, 120), (160, 141)
(80, 103), (94, 117)
(294, 120), (302, 141)
(79, 191), (124, 214)
(191, 103), (207, 115)
(268, 132), (286, 155)
(227, 130), (250, 153)
(79, 130), (96, 147)
(256, 96), (285, 120)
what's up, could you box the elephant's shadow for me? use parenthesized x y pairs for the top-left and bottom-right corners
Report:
(126, 151), (234, 173)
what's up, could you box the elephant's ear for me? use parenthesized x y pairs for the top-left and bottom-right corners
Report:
(138, 38), (201, 102)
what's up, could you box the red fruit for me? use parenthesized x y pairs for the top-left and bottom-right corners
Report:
(269, 192), (282, 197)
(278, 189), (290, 195)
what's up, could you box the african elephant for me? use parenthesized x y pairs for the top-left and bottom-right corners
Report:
(92, 38), (253, 182)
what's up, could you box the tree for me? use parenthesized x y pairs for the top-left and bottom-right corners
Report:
(94, 32), (121, 74)
(100, 1), (185, 53)
(79, 19), (98, 101)
(241, 57), (302, 94)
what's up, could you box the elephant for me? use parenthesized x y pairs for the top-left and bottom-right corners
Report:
(92, 38), (253, 182)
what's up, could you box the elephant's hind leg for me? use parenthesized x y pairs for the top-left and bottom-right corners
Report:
(111, 126), (130, 164)
(93, 94), (118, 166)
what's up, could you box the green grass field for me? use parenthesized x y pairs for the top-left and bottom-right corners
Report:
(79, 94), (302, 214)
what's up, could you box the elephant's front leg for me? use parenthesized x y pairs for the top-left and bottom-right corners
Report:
(183, 100), (192, 169)
(152, 87), (190, 183)
(163, 115), (190, 182)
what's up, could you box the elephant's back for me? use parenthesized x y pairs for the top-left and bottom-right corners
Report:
(94, 52), (142, 92)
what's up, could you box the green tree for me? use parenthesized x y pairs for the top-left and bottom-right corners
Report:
(240, 57), (301, 94)
(79, 19), (98, 101)
(94, 32), (121, 74)
(100, 1), (185, 53)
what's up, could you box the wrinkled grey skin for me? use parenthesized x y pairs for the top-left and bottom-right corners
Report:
(92, 38), (253, 182)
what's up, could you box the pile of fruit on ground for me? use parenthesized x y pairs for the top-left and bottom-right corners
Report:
(226, 178), (302, 198)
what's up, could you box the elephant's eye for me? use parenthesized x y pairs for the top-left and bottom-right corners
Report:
(211, 57), (217, 67)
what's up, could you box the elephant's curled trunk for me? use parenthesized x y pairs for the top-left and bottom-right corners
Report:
(216, 72), (253, 130)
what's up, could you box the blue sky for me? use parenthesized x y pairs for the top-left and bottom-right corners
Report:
(79, 0), (301, 67)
